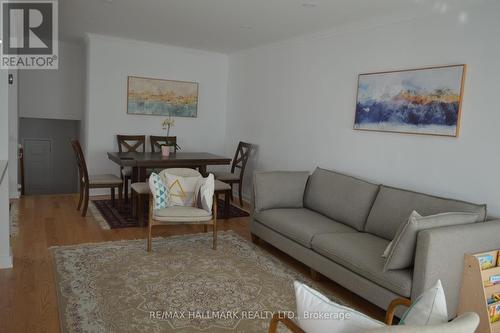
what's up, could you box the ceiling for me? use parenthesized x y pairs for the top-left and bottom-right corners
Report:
(60, 0), (486, 53)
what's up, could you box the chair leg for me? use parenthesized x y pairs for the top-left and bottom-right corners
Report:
(124, 177), (129, 204)
(213, 222), (217, 250)
(238, 181), (244, 207)
(111, 187), (116, 207)
(131, 190), (137, 217)
(77, 181), (84, 210)
(147, 221), (153, 252)
(82, 185), (90, 217)
(117, 184), (123, 210)
(224, 191), (230, 219)
(229, 183), (234, 201)
(137, 194), (144, 227)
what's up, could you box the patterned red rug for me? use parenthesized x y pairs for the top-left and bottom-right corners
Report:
(91, 199), (249, 229)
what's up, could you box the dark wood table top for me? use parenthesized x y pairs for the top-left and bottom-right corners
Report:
(107, 151), (231, 168)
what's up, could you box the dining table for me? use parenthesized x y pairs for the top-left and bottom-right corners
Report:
(107, 151), (231, 182)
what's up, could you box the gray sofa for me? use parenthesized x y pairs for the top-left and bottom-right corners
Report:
(251, 167), (500, 319)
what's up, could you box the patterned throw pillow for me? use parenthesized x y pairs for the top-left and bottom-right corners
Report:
(164, 172), (201, 207)
(148, 173), (169, 209)
(195, 174), (215, 213)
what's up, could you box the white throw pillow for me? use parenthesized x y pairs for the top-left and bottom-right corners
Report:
(164, 172), (201, 207)
(294, 281), (384, 333)
(400, 280), (448, 326)
(195, 174), (215, 213)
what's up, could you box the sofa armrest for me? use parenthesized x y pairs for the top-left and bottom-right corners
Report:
(253, 171), (309, 213)
(412, 220), (500, 319)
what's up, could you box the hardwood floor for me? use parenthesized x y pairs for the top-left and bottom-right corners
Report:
(0, 194), (385, 332)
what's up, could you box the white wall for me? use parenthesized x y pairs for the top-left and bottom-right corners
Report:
(8, 70), (18, 198)
(19, 41), (84, 121)
(0, 68), (13, 269)
(226, 2), (500, 215)
(83, 34), (229, 183)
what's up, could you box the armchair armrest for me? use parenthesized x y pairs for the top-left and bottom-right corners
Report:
(268, 313), (305, 333)
(385, 298), (411, 325)
(412, 220), (500, 319)
(253, 171), (309, 213)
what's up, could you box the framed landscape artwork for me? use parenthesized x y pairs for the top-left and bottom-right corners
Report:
(354, 64), (466, 137)
(127, 76), (198, 117)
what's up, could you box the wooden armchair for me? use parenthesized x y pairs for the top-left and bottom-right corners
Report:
(268, 297), (411, 333)
(147, 168), (218, 252)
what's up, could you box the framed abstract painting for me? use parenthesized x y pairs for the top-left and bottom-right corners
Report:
(127, 76), (198, 117)
(354, 64), (466, 137)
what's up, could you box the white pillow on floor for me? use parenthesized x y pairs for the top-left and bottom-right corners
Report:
(294, 281), (385, 333)
(399, 280), (448, 326)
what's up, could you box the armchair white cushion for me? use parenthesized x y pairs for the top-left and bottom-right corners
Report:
(294, 281), (384, 333)
(292, 280), (478, 333)
(363, 313), (479, 333)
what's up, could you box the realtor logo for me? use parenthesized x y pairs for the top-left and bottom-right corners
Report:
(1, 0), (58, 69)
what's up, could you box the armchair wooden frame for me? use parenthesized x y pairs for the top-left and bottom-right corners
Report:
(117, 135), (146, 202)
(268, 297), (411, 333)
(147, 194), (218, 252)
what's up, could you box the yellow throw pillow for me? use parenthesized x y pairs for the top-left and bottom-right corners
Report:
(164, 172), (201, 207)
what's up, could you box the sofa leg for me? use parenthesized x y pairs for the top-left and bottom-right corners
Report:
(310, 268), (320, 281)
(251, 234), (260, 244)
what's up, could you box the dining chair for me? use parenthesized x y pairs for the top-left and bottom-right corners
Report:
(150, 135), (178, 153)
(70, 139), (123, 217)
(212, 141), (254, 207)
(147, 168), (218, 252)
(117, 135), (146, 203)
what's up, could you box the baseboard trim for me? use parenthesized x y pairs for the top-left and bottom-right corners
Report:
(9, 190), (20, 199)
(0, 255), (13, 269)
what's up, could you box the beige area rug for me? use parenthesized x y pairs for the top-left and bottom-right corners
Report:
(51, 231), (342, 333)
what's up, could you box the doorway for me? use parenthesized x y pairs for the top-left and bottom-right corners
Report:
(23, 139), (52, 195)
(19, 118), (79, 195)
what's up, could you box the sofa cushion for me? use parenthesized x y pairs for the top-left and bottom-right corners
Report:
(311, 232), (412, 297)
(253, 171), (310, 212)
(254, 208), (356, 248)
(303, 168), (380, 231)
(365, 185), (487, 240)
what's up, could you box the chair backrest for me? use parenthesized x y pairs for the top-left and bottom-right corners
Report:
(231, 141), (254, 179)
(117, 135), (146, 153)
(159, 168), (201, 179)
(70, 139), (89, 186)
(364, 313), (479, 333)
(150, 136), (177, 153)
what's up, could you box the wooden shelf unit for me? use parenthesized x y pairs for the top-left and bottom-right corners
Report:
(459, 251), (500, 333)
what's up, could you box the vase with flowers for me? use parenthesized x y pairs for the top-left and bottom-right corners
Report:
(161, 115), (180, 156)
